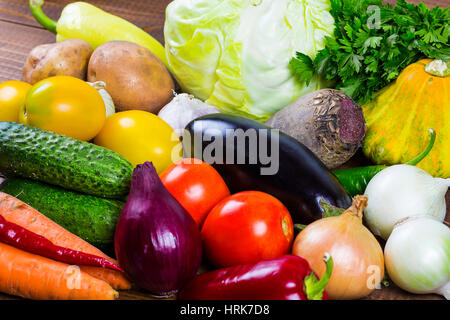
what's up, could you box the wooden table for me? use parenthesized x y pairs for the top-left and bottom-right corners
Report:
(0, 0), (448, 301)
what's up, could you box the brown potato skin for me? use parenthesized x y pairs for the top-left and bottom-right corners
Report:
(22, 39), (93, 85)
(87, 41), (174, 113)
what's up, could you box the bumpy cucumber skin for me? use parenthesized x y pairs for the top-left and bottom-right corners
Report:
(0, 177), (123, 248)
(0, 122), (133, 199)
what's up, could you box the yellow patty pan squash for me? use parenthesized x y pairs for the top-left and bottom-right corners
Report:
(363, 59), (449, 178)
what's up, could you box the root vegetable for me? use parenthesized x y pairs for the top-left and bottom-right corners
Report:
(363, 164), (448, 240)
(292, 196), (384, 300)
(0, 242), (118, 300)
(0, 192), (131, 290)
(158, 93), (221, 137)
(115, 162), (202, 296)
(385, 217), (450, 299)
(88, 81), (116, 117)
(87, 41), (174, 113)
(22, 39), (93, 85)
(266, 89), (366, 169)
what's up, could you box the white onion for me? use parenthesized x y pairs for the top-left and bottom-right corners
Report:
(88, 81), (116, 118)
(384, 216), (450, 299)
(158, 93), (221, 137)
(364, 164), (448, 239)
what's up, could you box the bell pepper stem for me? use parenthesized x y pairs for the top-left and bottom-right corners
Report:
(304, 253), (334, 300)
(29, 0), (57, 34)
(405, 129), (436, 166)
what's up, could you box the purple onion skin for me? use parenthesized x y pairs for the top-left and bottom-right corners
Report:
(114, 162), (202, 297)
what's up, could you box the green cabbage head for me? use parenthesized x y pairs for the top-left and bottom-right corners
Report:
(164, 0), (335, 121)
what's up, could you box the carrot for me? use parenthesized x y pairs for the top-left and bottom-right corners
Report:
(0, 192), (131, 290)
(0, 242), (118, 300)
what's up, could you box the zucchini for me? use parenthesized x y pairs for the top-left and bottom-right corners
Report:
(0, 122), (132, 199)
(0, 177), (123, 248)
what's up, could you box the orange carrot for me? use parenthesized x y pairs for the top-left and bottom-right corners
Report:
(0, 242), (118, 300)
(0, 192), (131, 290)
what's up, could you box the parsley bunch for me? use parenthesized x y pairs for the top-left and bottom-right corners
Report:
(290, 0), (450, 104)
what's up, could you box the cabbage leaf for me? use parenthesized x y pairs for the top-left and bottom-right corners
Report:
(164, 0), (335, 121)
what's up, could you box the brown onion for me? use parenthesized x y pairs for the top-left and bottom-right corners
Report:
(292, 195), (384, 299)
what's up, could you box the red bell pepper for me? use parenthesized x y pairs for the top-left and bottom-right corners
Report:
(179, 254), (333, 300)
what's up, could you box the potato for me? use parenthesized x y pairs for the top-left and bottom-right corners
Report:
(22, 39), (93, 85)
(87, 41), (174, 113)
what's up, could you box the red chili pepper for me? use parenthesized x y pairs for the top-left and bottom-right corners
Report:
(0, 214), (123, 272)
(179, 254), (333, 300)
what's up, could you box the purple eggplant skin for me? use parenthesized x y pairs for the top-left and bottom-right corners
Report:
(114, 162), (202, 297)
(182, 114), (352, 225)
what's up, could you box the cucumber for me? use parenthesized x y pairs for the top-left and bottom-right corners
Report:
(0, 122), (132, 199)
(0, 177), (124, 248)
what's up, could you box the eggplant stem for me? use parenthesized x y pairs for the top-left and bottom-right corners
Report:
(405, 129), (436, 166)
(294, 224), (307, 232)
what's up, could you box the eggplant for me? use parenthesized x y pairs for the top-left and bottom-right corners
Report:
(183, 114), (352, 224)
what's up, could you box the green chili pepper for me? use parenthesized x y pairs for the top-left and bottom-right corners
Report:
(333, 129), (436, 196)
(29, 0), (168, 67)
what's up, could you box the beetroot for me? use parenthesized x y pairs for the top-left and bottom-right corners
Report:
(266, 89), (366, 169)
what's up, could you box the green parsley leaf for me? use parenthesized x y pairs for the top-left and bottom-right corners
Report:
(290, 0), (450, 104)
(289, 52), (315, 86)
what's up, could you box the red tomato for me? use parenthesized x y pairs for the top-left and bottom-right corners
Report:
(160, 158), (230, 227)
(201, 191), (294, 268)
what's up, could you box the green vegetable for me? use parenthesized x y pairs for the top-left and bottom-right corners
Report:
(290, 0), (450, 104)
(164, 0), (335, 121)
(0, 178), (123, 248)
(334, 129), (436, 196)
(0, 122), (132, 199)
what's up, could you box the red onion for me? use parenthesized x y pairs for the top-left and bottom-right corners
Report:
(114, 162), (202, 297)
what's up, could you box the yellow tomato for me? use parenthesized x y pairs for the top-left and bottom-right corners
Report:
(0, 80), (31, 122)
(94, 110), (182, 172)
(21, 76), (105, 141)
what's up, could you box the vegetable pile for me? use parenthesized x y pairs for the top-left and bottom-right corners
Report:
(0, 0), (447, 301)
